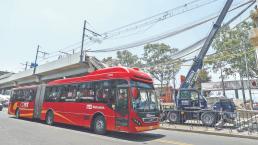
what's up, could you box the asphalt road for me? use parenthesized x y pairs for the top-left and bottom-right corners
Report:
(0, 108), (257, 145)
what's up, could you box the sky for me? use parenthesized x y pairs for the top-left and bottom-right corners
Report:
(0, 0), (256, 100)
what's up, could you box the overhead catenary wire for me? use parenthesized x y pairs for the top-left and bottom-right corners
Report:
(101, 0), (220, 39)
(140, 0), (255, 70)
(168, 1), (255, 61)
(38, 0), (254, 63)
(86, 0), (254, 53)
(142, 45), (256, 71)
(41, 0), (221, 58)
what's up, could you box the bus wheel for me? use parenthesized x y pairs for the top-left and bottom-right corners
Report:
(93, 115), (106, 134)
(46, 111), (54, 126)
(15, 109), (20, 119)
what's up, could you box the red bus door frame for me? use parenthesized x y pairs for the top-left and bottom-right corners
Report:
(115, 87), (129, 130)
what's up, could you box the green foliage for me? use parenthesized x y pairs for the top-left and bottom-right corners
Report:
(116, 50), (142, 67)
(207, 21), (258, 78)
(142, 43), (182, 86)
(195, 69), (211, 90)
(101, 50), (141, 67)
(101, 43), (182, 87)
(101, 57), (119, 67)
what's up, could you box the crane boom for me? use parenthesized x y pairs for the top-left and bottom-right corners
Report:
(180, 0), (233, 89)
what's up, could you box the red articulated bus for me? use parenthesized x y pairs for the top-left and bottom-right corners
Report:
(8, 67), (160, 134)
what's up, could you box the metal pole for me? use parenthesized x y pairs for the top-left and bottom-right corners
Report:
(33, 45), (40, 74)
(220, 63), (226, 97)
(80, 20), (87, 62)
(240, 75), (246, 107)
(244, 47), (253, 110)
(25, 61), (28, 71)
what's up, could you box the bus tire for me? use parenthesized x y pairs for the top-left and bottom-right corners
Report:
(15, 108), (20, 119)
(46, 111), (54, 126)
(93, 115), (106, 135)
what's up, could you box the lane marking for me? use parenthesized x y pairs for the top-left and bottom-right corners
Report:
(155, 139), (193, 145)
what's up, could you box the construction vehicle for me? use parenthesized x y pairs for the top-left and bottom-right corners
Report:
(162, 0), (237, 126)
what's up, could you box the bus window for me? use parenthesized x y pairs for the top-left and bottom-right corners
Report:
(16, 90), (24, 101)
(77, 82), (95, 102)
(64, 84), (77, 102)
(96, 81), (110, 103)
(60, 85), (68, 102)
(46, 87), (60, 102)
(11, 90), (18, 102)
(23, 89), (36, 102)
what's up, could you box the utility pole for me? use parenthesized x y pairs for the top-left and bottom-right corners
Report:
(33, 45), (40, 74)
(240, 74), (246, 107)
(80, 20), (102, 63)
(243, 46), (253, 110)
(219, 63), (226, 97)
(80, 20), (87, 63)
(21, 61), (29, 71)
(33, 45), (48, 74)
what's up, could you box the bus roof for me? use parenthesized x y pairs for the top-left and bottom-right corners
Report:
(48, 66), (153, 85)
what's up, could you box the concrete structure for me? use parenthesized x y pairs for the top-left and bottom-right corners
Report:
(202, 79), (258, 91)
(202, 79), (258, 101)
(0, 52), (106, 91)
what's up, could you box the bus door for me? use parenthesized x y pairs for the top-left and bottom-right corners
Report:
(33, 84), (46, 119)
(115, 80), (129, 129)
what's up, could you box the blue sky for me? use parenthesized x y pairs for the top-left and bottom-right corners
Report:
(0, 0), (252, 79)
(0, 0), (256, 101)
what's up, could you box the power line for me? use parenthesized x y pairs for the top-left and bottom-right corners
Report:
(42, 0), (220, 58)
(140, 1), (256, 70)
(102, 0), (219, 39)
(86, 0), (253, 53)
(37, 0), (253, 63)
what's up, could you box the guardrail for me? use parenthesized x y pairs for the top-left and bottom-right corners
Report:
(160, 109), (258, 135)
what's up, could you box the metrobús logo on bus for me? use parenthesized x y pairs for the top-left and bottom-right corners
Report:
(20, 102), (29, 108)
(86, 104), (104, 110)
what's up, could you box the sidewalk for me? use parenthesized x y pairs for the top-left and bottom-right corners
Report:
(160, 123), (258, 140)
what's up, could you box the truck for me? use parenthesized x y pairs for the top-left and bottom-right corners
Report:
(161, 0), (237, 126)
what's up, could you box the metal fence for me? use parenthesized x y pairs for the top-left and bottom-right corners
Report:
(160, 109), (258, 135)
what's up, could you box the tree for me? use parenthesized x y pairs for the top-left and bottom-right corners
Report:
(207, 21), (257, 78)
(116, 50), (142, 67)
(195, 69), (211, 91)
(101, 57), (119, 67)
(142, 43), (182, 89)
(101, 50), (141, 67)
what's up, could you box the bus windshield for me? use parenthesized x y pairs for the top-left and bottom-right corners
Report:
(130, 80), (158, 112)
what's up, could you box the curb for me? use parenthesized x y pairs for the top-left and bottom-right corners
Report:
(160, 127), (258, 140)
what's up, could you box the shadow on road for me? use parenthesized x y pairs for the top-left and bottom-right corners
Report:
(10, 117), (165, 142)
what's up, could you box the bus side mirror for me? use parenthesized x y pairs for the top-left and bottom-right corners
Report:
(131, 87), (138, 99)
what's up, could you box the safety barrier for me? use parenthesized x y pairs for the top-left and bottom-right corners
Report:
(160, 109), (258, 135)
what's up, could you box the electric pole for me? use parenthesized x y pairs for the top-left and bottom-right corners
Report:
(80, 20), (87, 63)
(33, 45), (48, 74)
(80, 20), (102, 62)
(21, 61), (29, 71)
(219, 63), (226, 97)
(244, 46), (253, 110)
